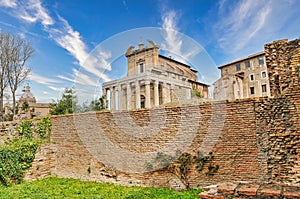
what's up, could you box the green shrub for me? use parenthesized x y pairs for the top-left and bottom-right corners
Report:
(0, 139), (38, 186)
(192, 89), (203, 98)
(36, 116), (52, 138)
(0, 117), (52, 186)
(18, 120), (33, 139)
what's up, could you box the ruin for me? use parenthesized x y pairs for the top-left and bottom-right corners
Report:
(19, 39), (300, 195)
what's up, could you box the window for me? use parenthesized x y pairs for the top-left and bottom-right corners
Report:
(224, 69), (228, 76)
(262, 84), (267, 93)
(250, 74), (254, 81)
(261, 71), (267, 78)
(245, 61), (250, 69)
(139, 63), (144, 73)
(258, 56), (264, 65)
(250, 87), (255, 95)
(236, 63), (241, 71)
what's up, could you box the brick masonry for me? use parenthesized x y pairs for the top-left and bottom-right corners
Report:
(24, 39), (300, 191)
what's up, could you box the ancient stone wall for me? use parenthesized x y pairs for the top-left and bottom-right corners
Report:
(25, 39), (300, 189)
(0, 121), (19, 145)
(26, 100), (267, 189)
(256, 39), (300, 185)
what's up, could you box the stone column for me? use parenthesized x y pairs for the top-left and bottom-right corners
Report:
(102, 88), (108, 109)
(154, 81), (159, 107)
(126, 83), (131, 110)
(135, 80), (141, 109)
(118, 84), (123, 110)
(110, 86), (115, 110)
(145, 80), (151, 108)
(170, 84), (174, 102)
(162, 82), (169, 104)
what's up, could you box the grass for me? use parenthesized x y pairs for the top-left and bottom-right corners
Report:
(0, 177), (200, 199)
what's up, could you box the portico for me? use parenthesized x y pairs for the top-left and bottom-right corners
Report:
(103, 73), (189, 110)
(102, 40), (209, 111)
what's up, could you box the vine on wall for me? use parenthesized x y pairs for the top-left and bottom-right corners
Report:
(150, 151), (219, 190)
(0, 116), (52, 186)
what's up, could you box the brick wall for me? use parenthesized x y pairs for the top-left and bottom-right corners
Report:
(25, 39), (300, 188)
(257, 39), (300, 185)
(26, 99), (266, 189)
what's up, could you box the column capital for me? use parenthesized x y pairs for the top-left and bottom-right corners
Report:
(170, 84), (175, 90)
(145, 79), (151, 85)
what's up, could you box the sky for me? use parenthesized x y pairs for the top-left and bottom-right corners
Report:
(0, 0), (299, 103)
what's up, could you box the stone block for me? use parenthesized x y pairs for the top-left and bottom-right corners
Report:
(198, 192), (212, 199)
(202, 184), (218, 191)
(217, 182), (239, 195)
(283, 186), (300, 199)
(258, 183), (281, 197)
(236, 183), (260, 196)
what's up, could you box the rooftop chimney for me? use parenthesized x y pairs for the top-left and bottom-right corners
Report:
(138, 42), (144, 50)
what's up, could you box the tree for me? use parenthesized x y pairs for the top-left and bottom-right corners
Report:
(6, 34), (33, 116)
(0, 32), (33, 119)
(88, 96), (106, 111)
(21, 101), (29, 112)
(0, 33), (9, 121)
(50, 88), (78, 115)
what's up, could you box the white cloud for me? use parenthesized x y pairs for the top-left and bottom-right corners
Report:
(0, 0), (16, 7)
(2, 0), (112, 90)
(52, 16), (88, 66)
(160, 10), (202, 65)
(29, 72), (61, 85)
(47, 16), (112, 84)
(215, 0), (298, 56)
(57, 68), (96, 86)
(216, 0), (271, 52)
(16, 0), (54, 26)
(161, 11), (182, 56)
(58, 67), (111, 87)
(48, 86), (65, 92)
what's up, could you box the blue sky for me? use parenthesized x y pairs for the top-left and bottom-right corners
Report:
(0, 0), (299, 103)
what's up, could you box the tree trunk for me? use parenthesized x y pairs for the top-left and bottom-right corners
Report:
(12, 91), (16, 116)
(0, 91), (4, 121)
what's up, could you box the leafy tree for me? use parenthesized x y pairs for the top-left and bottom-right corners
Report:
(50, 88), (78, 115)
(21, 101), (29, 112)
(88, 96), (106, 111)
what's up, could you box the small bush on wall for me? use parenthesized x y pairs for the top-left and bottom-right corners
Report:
(0, 117), (52, 186)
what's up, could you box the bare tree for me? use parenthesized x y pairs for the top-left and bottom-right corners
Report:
(0, 32), (33, 118)
(0, 33), (9, 120)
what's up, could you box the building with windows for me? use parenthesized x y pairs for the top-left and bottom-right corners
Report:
(213, 52), (270, 100)
(102, 40), (209, 111)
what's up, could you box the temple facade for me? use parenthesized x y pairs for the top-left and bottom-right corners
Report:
(102, 40), (209, 110)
